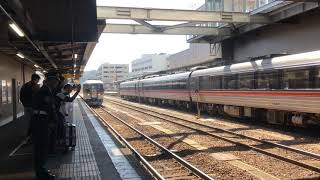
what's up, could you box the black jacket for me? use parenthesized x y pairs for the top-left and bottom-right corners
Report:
(20, 81), (39, 107)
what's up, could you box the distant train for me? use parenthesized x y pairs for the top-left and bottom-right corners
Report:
(120, 50), (320, 127)
(82, 80), (104, 106)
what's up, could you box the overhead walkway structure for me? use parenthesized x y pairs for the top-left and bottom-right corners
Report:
(96, 0), (320, 44)
(97, 6), (270, 36)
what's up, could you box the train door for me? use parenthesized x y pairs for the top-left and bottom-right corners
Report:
(187, 72), (199, 103)
(134, 84), (138, 97)
(139, 81), (144, 102)
(136, 81), (141, 103)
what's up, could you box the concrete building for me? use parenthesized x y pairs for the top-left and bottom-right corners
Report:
(80, 70), (97, 84)
(131, 53), (169, 77)
(97, 63), (129, 91)
(167, 43), (222, 70)
(188, 1), (320, 66)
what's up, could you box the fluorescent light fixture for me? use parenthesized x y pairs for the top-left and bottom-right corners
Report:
(16, 53), (25, 59)
(34, 64), (39, 68)
(74, 54), (78, 59)
(74, 64), (76, 68)
(9, 23), (24, 37)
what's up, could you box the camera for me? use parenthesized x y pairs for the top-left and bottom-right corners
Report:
(72, 84), (81, 91)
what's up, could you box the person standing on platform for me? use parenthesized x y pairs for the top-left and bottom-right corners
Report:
(56, 84), (81, 144)
(31, 70), (60, 180)
(20, 73), (40, 138)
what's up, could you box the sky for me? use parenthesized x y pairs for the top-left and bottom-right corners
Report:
(84, 0), (205, 71)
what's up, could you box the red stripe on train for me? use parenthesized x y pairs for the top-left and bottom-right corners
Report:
(120, 89), (320, 97)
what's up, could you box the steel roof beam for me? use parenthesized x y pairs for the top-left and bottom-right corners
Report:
(97, 6), (270, 24)
(160, 22), (199, 31)
(134, 20), (162, 31)
(103, 23), (230, 36)
(38, 44), (58, 69)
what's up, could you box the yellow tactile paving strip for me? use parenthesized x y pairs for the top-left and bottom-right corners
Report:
(106, 105), (280, 180)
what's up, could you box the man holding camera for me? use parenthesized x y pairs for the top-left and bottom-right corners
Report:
(55, 84), (81, 144)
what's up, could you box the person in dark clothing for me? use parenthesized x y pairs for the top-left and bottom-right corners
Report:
(20, 73), (40, 137)
(31, 70), (60, 180)
(47, 74), (66, 154)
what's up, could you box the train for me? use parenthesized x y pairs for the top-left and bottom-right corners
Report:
(82, 80), (104, 106)
(120, 50), (320, 128)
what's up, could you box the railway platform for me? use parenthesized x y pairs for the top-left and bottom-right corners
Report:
(0, 97), (146, 180)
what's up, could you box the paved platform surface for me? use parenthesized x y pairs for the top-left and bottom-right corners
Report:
(0, 98), (146, 180)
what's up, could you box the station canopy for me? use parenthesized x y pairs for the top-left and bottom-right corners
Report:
(0, 0), (104, 79)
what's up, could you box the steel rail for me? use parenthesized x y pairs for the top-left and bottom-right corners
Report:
(80, 98), (164, 180)
(107, 97), (320, 159)
(107, 98), (320, 173)
(98, 106), (214, 180)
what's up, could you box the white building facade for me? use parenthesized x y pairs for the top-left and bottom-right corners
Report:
(131, 53), (169, 77)
(97, 63), (129, 91)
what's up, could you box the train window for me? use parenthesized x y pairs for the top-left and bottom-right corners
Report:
(159, 81), (167, 89)
(211, 76), (222, 89)
(314, 67), (320, 88)
(199, 76), (210, 90)
(172, 80), (186, 89)
(223, 75), (237, 89)
(200, 76), (221, 90)
(190, 77), (199, 90)
(239, 73), (254, 90)
(167, 81), (173, 89)
(257, 71), (280, 90)
(283, 68), (310, 89)
(180, 80), (187, 89)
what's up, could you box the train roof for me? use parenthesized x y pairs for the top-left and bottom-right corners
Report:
(120, 72), (190, 85)
(83, 80), (104, 84)
(141, 72), (190, 84)
(120, 50), (320, 84)
(192, 50), (320, 77)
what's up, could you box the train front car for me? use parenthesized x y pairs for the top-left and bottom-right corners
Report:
(190, 50), (320, 127)
(82, 80), (104, 106)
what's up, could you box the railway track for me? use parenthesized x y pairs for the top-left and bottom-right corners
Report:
(105, 97), (320, 175)
(84, 101), (214, 180)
